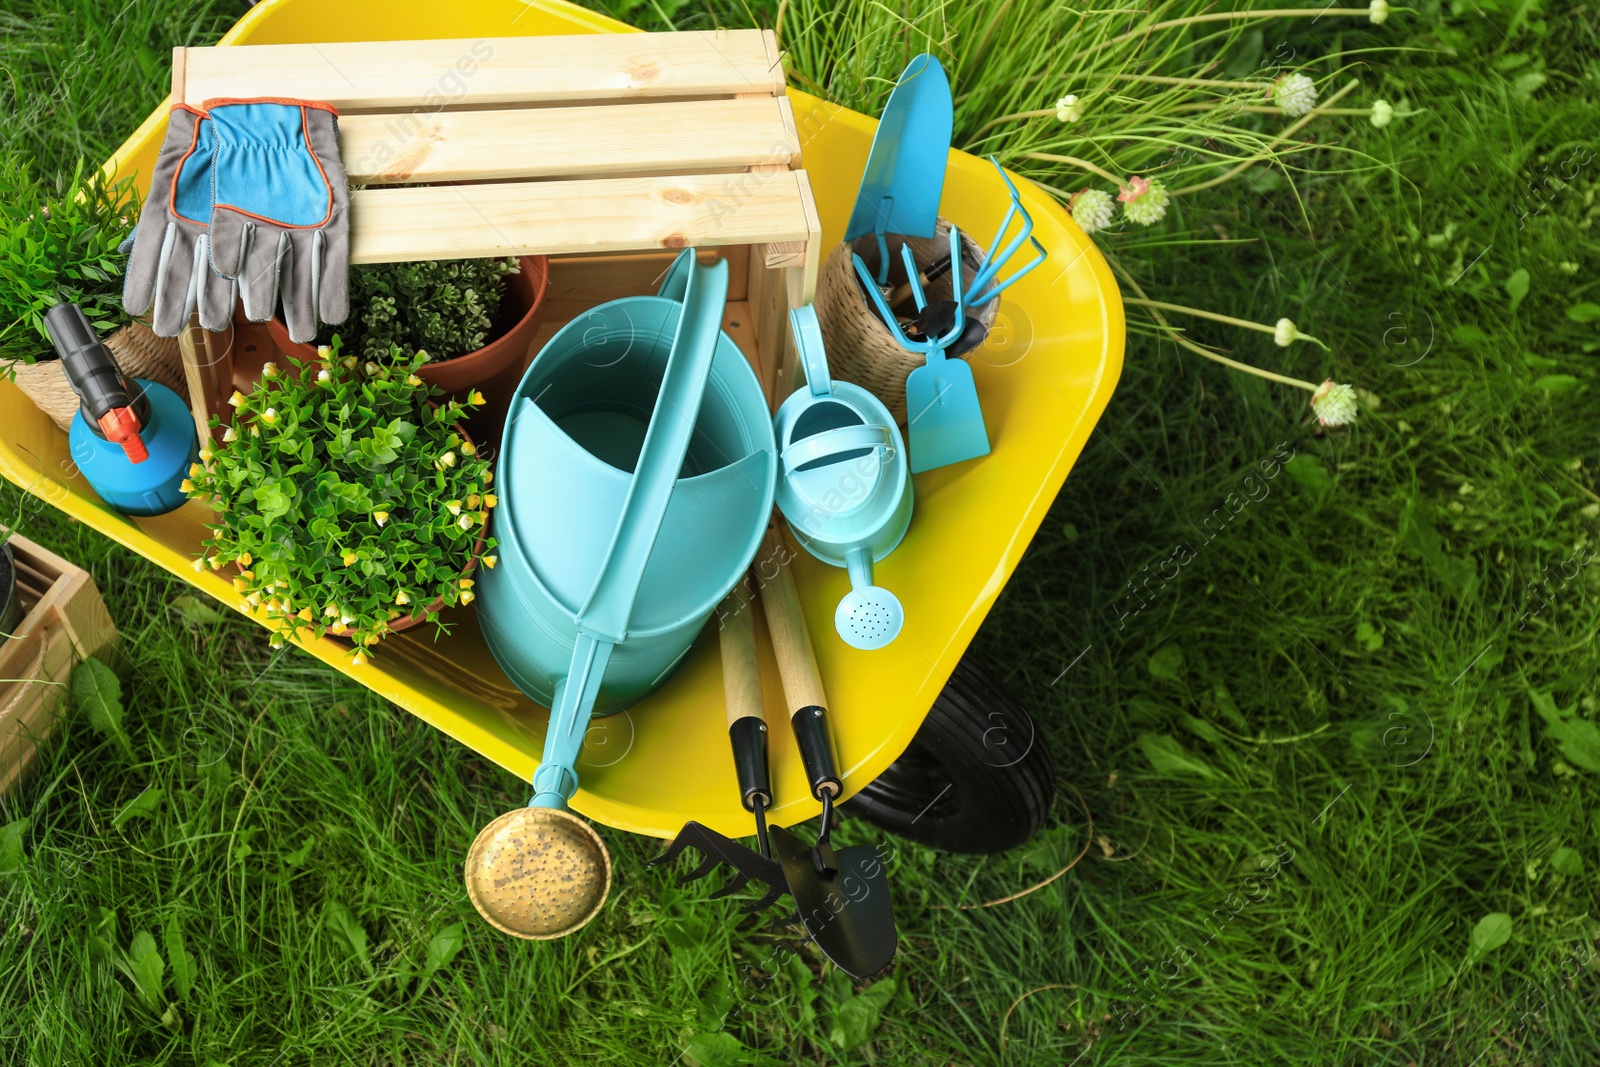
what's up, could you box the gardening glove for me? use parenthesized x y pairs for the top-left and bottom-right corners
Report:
(203, 99), (350, 344)
(122, 106), (238, 336)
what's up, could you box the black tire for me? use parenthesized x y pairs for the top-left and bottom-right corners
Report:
(842, 656), (1053, 854)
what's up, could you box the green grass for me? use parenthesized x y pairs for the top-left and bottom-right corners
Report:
(3, 0), (1600, 1063)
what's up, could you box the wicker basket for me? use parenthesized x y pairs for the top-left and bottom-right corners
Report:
(9, 322), (187, 432)
(815, 219), (999, 425)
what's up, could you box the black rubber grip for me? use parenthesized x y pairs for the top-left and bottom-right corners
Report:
(44, 302), (147, 433)
(728, 715), (771, 812)
(790, 705), (840, 799)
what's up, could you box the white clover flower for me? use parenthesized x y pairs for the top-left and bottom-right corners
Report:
(1055, 94), (1084, 123)
(1118, 176), (1171, 226)
(1311, 380), (1360, 427)
(1272, 73), (1318, 117)
(1070, 188), (1116, 234)
(1368, 0), (1389, 23)
(1370, 100), (1394, 128)
(1274, 318), (1302, 346)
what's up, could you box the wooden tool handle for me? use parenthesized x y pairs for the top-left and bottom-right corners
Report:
(759, 529), (827, 713)
(718, 587), (770, 812)
(718, 588), (764, 729)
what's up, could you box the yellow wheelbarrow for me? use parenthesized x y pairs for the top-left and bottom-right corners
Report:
(0, 0), (1122, 898)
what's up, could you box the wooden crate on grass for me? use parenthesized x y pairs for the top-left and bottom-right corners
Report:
(171, 29), (824, 444)
(0, 533), (120, 796)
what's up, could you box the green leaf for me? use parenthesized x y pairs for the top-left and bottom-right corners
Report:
(415, 922), (466, 996)
(1284, 454), (1331, 493)
(1506, 269), (1530, 314)
(323, 900), (372, 974)
(1147, 644), (1185, 683)
(126, 930), (166, 1008)
(73, 657), (130, 755)
(0, 817), (28, 873)
(1566, 302), (1600, 324)
(172, 596), (224, 625)
(1180, 714), (1224, 744)
(164, 916), (195, 1001)
(1530, 690), (1600, 773)
(1138, 733), (1223, 780)
(1209, 680), (1248, 729)
(283, 836), (316, 867)
(1452, 324), (1489, 343)
(829, 978), (896, 1051)
(1356, 621), (1385, 651)
(684, 1032), (751, 1067)
(113, 788), (164, 830)
(1549, 847), (1584, 876)
(1467, 913), (1512, 962)
(1535, 374), (1582, 395)
(87, 907), (118, 962)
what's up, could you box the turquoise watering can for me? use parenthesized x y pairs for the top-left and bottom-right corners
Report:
(774, 306), (912, 651)
(478, 249), (777, 810)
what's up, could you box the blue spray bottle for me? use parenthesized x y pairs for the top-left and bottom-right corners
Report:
(44, 303), (197, 517)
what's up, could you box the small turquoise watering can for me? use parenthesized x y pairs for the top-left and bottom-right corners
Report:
(774, 306), (912, 650)
(479, 249), (777, 811)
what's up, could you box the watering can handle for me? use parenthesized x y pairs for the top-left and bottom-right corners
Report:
(781, 425), (893, 476)
(790, 305), (834, 399)
(579, 247), (728, 640)
(528, 248), (728, 810)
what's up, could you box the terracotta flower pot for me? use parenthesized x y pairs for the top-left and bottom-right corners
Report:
(265, 255), (549, 440)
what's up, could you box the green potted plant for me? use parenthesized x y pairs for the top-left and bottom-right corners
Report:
(0, 158), (186, 430)
(185, 341), (496, 661)
(264, 254), (549, 426)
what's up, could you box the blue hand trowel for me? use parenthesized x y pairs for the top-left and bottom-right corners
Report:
(844, 53), (954, 288)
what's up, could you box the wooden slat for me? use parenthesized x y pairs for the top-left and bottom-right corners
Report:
(340, 98), (799, 184)
(350, 171), (812, 264)
(179, 31), (782, 110)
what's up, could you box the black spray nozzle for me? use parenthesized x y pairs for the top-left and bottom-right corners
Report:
(43, 303), (150, 462)
(45, 303), (131, 420)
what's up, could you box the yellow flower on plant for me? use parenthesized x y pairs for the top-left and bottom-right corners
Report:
(482, 471), (493, 486)
(189, 463), (203, 479)
(180, 478), (195, 494)
(483, 555), (497, 569)
(332, 622), (349, 635)
(458, 514), (474, 530)
(191, 557), (206, 572)
(396, 590), (411, 606)
(446, 500), (463, 516)
(222, 427), (238, 443)
(262, 362), (279, 379)
(363, 634), (380, 647)
(209, 557), (223, 570)
(324, 604), (340, 617)
(238, 552), (252, 566)
(468, 389), (487, 406)
(373, 510), (389, 526)
(460, 590), (476, 605)
(316, 345), (333, 360)
(461, 441), (476, 456)
(228, 390), (246, 409)
(483, 493), (497, 509)
(436, 451), (457, 470)
(406, 374), (423, 387)
(239, 569), (255, 580)
(198, 448), (213, 463)
(351, 649), (367, 665)
(459, 578), (475, 590)
(467, 494), (481, 509)
(297, 607), (313, 621)
(342, 551), (359, 566)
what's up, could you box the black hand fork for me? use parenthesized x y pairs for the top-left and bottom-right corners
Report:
(649, 821), (797, 924)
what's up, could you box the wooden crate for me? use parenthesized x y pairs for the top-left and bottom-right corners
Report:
(0, 533), (120, 796)
(173, 30), (823, 444)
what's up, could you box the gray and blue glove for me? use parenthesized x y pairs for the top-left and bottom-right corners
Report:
(123, 99), (350, 343)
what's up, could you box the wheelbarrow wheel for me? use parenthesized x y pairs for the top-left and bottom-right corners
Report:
(842, 657), (1053, 854)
